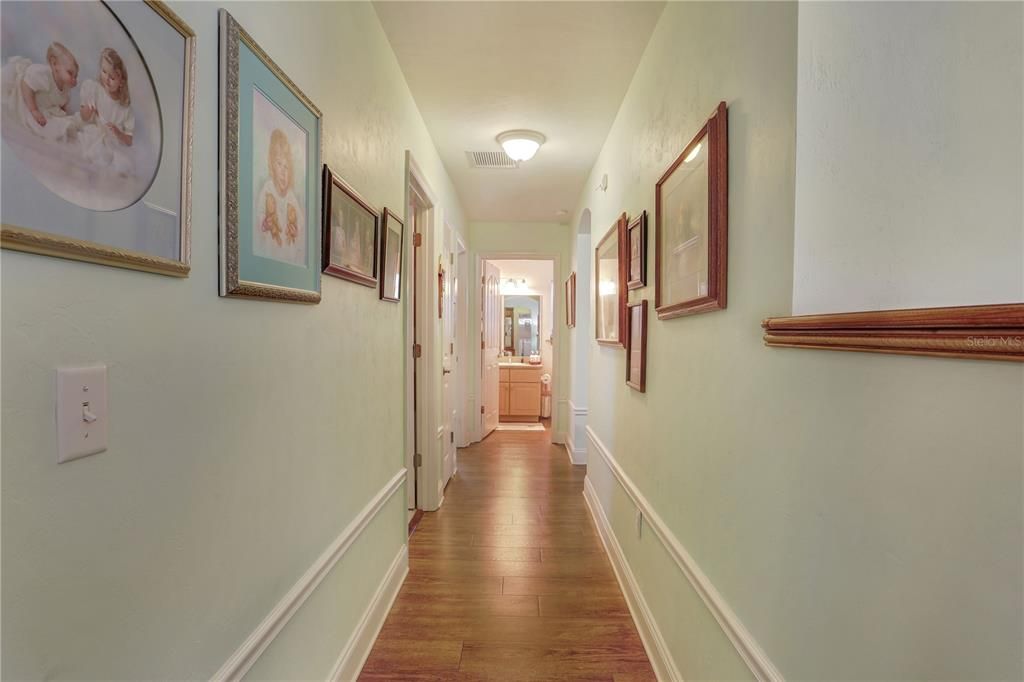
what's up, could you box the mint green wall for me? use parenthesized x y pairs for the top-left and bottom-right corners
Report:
(571, 2), (1022, 679)
(1, 2), (463, 678)
(466, 222), (571, 441)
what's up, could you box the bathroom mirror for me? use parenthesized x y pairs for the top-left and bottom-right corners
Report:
(502, 295), (541, 356)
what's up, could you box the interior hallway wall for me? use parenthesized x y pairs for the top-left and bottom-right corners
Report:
(1, 2), (465, 679)
(570, 2), (1022, 680)
(466, 222), (571, 443)
(792, 1), (1023, 314)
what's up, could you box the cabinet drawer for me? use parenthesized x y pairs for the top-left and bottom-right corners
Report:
(509, 367), (542, 383)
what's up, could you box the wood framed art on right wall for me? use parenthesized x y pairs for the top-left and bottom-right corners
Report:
(626, 300), (648, 391)
(656, 101), (728, 320)
(595, 214), (628, 346)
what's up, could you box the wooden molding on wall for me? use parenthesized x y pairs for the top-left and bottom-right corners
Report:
(762, 303), (1024, 362)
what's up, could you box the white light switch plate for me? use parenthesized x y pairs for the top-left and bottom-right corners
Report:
(56, 365), (108, 463)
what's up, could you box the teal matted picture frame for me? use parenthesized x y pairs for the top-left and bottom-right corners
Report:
(218, 9), (322, 303)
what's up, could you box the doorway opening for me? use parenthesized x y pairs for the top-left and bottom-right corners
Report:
(479, 257), (557, 440)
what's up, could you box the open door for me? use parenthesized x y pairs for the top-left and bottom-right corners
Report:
(481, 260), (501, 438)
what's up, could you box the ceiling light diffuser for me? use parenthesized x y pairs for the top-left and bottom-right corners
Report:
(497, 130), (546, 162)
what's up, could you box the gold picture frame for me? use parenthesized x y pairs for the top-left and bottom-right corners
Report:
(218, 8), (323, 303)
(0, 1), (196, 277)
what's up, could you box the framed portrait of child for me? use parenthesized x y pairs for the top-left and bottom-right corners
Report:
(321, 166), (380, 289)
(378, 208), (404, 302)
(0, 1), (195, 277)
(218, 9), (322, 303)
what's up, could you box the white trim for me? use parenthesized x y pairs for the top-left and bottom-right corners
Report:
(211, 469), (407, 682)
(473, 251), (564, 444)
(406, 151), (443, 512)
(567, 399), (589, 417)
(326, 544), (409, 682)
(584, 477), (681, 682)
(566, 400), (588, 464)
(585, 427), (784, 682)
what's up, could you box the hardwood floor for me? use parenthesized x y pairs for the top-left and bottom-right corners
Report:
(359, 427), (655, 681)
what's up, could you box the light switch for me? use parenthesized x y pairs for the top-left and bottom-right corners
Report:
(56, 365), (108, 463)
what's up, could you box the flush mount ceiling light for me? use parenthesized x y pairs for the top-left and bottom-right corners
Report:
(497, 130), (546, 162)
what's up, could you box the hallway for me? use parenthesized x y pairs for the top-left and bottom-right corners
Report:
(359, 428), (655, 680)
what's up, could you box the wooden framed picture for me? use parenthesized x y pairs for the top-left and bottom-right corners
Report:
(379, 208), (404, 302)
(656, 101), (728, 320)
(565, 272), (577, 327)
(627, 211), (647, 290)
(219, 9), (322, 302)
(322, 165), (379, 288)
(595, 213), (627, 346)
(626, 300), (648, 392)
(1, 1), (195, 277)
(570, 272), (577, 327)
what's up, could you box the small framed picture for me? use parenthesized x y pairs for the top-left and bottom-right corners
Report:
(656, 101), (728, 319)
(219, 9), (322, 302)
(379, 208), (404, 302)
(595, 214), (627, 346)
(626, 300), (648, 392)
(322, 165), (379, 288)
(627, 211), (647, 290)
(570, 272), (577, 327)
(565, 272), (576, 327)
(1, 1), (195, 277)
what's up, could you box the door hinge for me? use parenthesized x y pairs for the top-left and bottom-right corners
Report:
(413, 233), (423, 247)
(450, 342), (454, 354)
(480, 405), (485, 415)
(480, 339), (485, 349)
(412, 343), (422, 358)
(450, 431), (454, 444)
(414, 453), (422, 467)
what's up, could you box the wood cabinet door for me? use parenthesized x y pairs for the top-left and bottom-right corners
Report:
(498, 382), (510, 416)
(508, 382), (541, 416)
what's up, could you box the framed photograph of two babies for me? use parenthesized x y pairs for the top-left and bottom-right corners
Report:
(1, 1), (195, 276)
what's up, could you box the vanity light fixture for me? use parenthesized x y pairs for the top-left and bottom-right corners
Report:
(497, 130), (546, 162)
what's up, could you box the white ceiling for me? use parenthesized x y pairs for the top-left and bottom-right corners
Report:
(374, 1), (665, 223)
(489, 259), (554, 292)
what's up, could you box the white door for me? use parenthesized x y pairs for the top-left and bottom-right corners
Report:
(441, 227), (456, 484)
(481, 260), (501, 438)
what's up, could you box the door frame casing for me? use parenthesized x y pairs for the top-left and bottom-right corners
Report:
(472, 251), (563, 445)
(455, 234), (470, 448)
(405, 152), (444, 512)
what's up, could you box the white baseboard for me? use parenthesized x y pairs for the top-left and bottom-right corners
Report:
(326, 544), (409, 681)
(210, 469), (406, 681)
(586, 427), (783, 682)
(564, 433), (585, 466)
(583, 477), (682, 682)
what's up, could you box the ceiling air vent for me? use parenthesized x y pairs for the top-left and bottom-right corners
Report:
(466, 151), (519, 169)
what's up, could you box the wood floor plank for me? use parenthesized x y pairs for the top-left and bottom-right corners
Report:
(408, 544), (542, 562)
(389, 594), (539, 617)
(458, 641), (653, 677)
(376, 614), (644, 647)
(357, 426), (654, 681)
(501, 576), (622, 597)
(360, 639), (463, 673)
